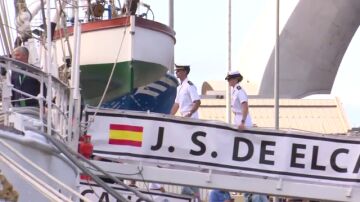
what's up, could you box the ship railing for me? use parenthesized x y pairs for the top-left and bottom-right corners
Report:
(0, 56), (77, 147)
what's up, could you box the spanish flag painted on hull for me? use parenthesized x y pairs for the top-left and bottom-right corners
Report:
(109, 124), (143, 147)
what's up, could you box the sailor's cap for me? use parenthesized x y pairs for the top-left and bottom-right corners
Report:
(175, 64), (190, 74)
(225, 70), (243, 81)
(149, 183), (162, 190)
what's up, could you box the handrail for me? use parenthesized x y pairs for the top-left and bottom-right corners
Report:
(0, 56), (74, 147)
(0, 56), (68, 88)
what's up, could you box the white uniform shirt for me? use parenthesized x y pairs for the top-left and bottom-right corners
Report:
(175, 78), (200, 118)
(231, 83), (252, 127)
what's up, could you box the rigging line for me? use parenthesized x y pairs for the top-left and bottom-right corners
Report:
(59, 0), (80, 9)
(118, 0), (122, 9)
(39, 0), (48, 42)
(0, 1), (11, 54)
(3, 0), (13, 50)
(49, 101), (69, 119)
(0, 20), (42, 49)
(5, 0), (15, 48)
(0, 139), (91, 202)
(43, 131), (154, 202)
(0, 23), (41, 43)
(77, 154), (154, 202)
(148, 8), (154, 21)
(0, 25), (6, 55)
(0, 153), (72, 202)
(51, 129), (68, 144)
(84, 16), (131, 130)
(41, 131), (130, 202)
(0, 11), (8, 54)
(84, 177), (102, 200)
(56, 1), (69, 68)
(57, 0), (73, 62)
(138, 166), (155, 201)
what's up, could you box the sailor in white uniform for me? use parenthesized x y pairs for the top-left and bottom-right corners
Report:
(225, 70), (252, 130)
(226, 71), (268, 202)
(171, 65), (201, 118)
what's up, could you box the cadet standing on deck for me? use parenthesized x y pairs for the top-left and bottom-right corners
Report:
(171, 64), (202, 200)
(225, 70), (252, 130)
(171, 64), (201, 118)
(226, 70), (268, 202)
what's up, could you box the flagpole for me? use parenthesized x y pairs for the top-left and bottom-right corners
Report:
(226, 0), (232, 124)
(274, 0), (280, 130)
(274, 1), (280, 200)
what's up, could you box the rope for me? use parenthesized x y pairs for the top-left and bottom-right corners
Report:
(42, 131), (130, 201)
(83, 14), (131, 131)
(0, 172), (19, 201)
(43, 130), (154, 202)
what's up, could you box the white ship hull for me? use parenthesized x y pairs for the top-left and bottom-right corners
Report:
(0, 127), (79, 202)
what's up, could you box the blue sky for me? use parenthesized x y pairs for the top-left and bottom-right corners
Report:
(145, 0), (360, 128)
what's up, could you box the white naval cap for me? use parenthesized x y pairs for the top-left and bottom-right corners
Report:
(225, 70), (243, 81)
(175, 64), (190, 74)
(149, 183), (162, 190)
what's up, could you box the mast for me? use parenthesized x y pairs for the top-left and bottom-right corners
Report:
(44, 0), (52, 135)
(67, 0), (82, 149)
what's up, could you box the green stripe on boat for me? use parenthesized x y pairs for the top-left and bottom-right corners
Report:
(80, 60), (168, 106)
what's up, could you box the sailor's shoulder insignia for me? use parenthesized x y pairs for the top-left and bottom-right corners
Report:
(187, 81), (194, 85)
(236, 86), (242, 90)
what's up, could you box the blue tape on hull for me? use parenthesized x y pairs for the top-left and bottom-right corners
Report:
(101, 74), (179, 114)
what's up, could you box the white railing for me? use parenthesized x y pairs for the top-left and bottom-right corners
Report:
(0, 56), (77, 148)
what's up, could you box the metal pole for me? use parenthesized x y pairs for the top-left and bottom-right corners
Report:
(226, 0), (232, 124)
(1, 0), (13, 53)
(274, 1), (280, 200)
(46, 0), (53, 135)
(169, 0), (174, 29)
(274, 0), (280, 130)
(73, 1), (82, 149)
(169, 0), (174, 74)
(68, 0), (82, 149)
(0, 1), (11, 55)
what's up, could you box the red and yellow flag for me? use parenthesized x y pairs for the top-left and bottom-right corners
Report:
(109, 124), (143, 147)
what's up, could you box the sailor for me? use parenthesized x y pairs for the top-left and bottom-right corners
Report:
(226, 71), (269, 202)
(171, 64), (201, 118)
(225, 70), (252, 130)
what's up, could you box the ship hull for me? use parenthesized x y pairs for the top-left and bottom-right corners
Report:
(101, 73), (178, 113)
(0, 128), (79, 202)
(54, 16), (175, 105)
(80, 60), (168, 106)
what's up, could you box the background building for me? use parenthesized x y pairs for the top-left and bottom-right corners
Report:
(200, 81), (350, 134)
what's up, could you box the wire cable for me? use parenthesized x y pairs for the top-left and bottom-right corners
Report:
(42, 130), (154, 202)
(83, 15), (130, 131)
